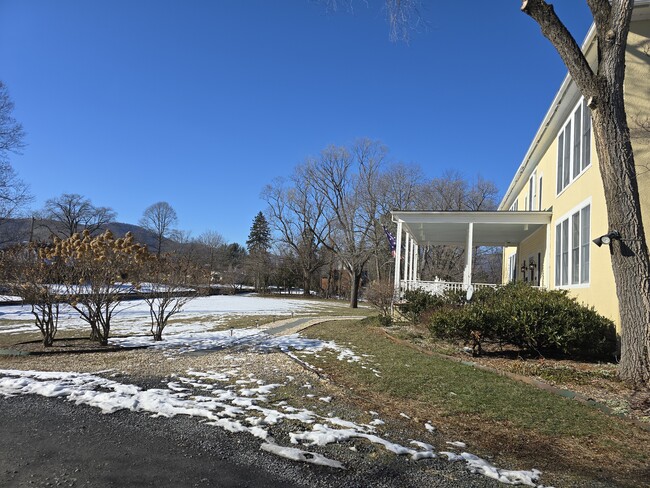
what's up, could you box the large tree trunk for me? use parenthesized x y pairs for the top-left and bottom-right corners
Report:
(302, 268), (311, 297)
(592, 87), (650, 387)
(522, 0), (650, 386)
(348, 269), (362, 308)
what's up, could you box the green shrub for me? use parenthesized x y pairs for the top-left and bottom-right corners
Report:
(428, 282), (616, 359)
(376, 315), (393, 327)
(401, 288), (445, 324)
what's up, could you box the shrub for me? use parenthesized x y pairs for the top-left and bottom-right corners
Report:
(401, 288), (446, 324)
(365, 280), (394, 322)
(429, 282), (616, 359)
(376, 315), (393, 327)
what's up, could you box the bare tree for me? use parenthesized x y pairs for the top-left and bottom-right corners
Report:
(262, 167), (329, 296)
(373, 162), (425, 280)
(416, 171), (499, 283)
(305, 139), (386, 308)
(365, 279), (394, 323)
(195, 230), (227, 285)
(136, 256), (196, 341)
(0, 81), (31, 222)
(219, 243), (249, 293)
(0, 81), (25, 163)
(1, 245), (61, 346)
(139, 201), (178, 256)
(41, 193), (116, 238)
(0, 162), (31, 222)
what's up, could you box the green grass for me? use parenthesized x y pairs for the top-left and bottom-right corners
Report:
(304, 319), (612, 435)
(298, 317), (650, 486)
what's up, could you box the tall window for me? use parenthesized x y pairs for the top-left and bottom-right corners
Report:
(557, 98), (591, 194)
(508, 253), (517, 282)
(528, 171), (537, 210)
(555, 203), (590, 286)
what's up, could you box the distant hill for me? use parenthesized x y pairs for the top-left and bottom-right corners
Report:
(0, 218), (172, 251)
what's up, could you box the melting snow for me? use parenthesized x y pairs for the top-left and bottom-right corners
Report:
(0, 368), (543, 486)
(0, 294), (323, 336)
(260, 443), (345, 469)
(447, 441), (467, 448)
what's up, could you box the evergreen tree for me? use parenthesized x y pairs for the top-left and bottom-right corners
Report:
(246, 212), (271, 254)
(246, 212), (272, 292)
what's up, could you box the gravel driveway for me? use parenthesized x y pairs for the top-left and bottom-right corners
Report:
(0, 347), (504, 488)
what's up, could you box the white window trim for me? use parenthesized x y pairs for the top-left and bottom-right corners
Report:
(553, 197), (592, 289)
(556, 98), (592, 197)
(507, 252), (518, 283)
(528, 170), (537, 211)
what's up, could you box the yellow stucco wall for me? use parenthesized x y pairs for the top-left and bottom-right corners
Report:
(627, 20), (650, 234)
(500, 18), (649, 330)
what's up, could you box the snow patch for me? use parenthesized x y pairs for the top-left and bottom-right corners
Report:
(260, 443), (345, 469)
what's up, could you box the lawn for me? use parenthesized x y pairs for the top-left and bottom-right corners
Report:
(299, 317), (650, 487)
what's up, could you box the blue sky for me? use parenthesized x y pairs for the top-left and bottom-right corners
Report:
(0, 1), (593, 245)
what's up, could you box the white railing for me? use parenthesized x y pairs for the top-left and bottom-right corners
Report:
(400, 280), (499, 296)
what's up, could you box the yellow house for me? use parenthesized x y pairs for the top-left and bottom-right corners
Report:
(391, 3), (650, 329)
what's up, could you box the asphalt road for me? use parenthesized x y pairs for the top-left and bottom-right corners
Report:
(0, 393), (504, 488)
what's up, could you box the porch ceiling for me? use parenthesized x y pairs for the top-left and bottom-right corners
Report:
(392, 211), (552, 247)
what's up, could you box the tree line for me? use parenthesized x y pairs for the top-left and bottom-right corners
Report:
(261, 138), (500, 308)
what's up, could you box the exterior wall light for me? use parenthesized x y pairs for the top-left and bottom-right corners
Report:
(593, 230), (621, 247)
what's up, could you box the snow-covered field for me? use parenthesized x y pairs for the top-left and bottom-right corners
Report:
(0, 294), (325, 336)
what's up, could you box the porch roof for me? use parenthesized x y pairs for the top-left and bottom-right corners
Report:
(391, 211), (552, 247)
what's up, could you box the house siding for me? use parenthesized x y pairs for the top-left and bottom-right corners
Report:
(628, 19), (650, 235)
(500, 16), (649, 330)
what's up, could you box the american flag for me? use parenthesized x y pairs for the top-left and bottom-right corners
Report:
(382, 225), (397, 258)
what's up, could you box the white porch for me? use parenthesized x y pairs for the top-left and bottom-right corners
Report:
(391, 211), (553, 298)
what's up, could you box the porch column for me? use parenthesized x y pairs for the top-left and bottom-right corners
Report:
(544, 222), (551, 288)
(405, 233), (411, 285)
(393, 220), (403, 294)
(414, 243), (419, 281)
(463, 222), (474, 288)
(409, 238), (416, 282)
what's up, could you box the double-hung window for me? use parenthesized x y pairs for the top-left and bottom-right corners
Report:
(508, 253), (517, 282)
(528, 171), (537, 210)
(555, 203), (591, 286)
(557, 98), (591, 194)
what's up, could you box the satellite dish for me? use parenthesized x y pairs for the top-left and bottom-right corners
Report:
(466, 284), (475, 302)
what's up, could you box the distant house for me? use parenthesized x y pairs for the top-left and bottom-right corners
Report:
(391, 3), (650, 329)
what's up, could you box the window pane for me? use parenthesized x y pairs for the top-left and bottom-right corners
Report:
(562, 220), (569, 285)
(582, 100), (591, 170)
(538, 177), (543, 210)
(563, 121), (571, 188)
(529, 176), (534, 211)
(555, 224), (562, 287)
(557, 132), (564, 193)
(573, 105), (582, 178)
(581, 205), (590, 283)
(572, 212), (580, 284)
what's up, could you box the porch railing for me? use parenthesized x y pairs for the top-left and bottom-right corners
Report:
(399, 280), (499, 297)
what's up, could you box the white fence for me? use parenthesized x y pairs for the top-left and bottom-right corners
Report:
(399, 280), (499, 297)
